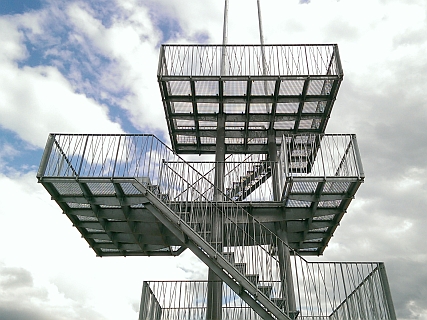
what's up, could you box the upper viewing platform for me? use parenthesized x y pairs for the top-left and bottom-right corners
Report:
(158, 44), (343, 154)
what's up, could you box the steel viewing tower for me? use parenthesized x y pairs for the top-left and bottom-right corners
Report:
(37, 1), (396, 319)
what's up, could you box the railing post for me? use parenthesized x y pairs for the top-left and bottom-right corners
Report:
(352, 134), (365, 179)
(139, 282), (149, 320)
(379, 263), (397, 320)
(319, 134), (327, 178)
(37, 134), (55, 178)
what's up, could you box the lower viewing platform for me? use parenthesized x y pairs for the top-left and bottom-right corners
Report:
(140, 261), (396, 320)
(37, 133), (364, 256)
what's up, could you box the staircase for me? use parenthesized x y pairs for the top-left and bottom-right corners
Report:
(133, 183), (295, 320)
(225, 157), (273, 201)
(38, 133), (298, 320)
(37, 133), (369, 319)
(140, 155), (297, 319)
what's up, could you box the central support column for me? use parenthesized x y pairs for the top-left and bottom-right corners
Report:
(268, 131), (297, 318)
(206, 114), (225, 320)
(207, 2), (227, 318)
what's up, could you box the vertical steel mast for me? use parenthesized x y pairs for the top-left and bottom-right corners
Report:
(257, 0), (297, 315)
(206, 1), (229, 319)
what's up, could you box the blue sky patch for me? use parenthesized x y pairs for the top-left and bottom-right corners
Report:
(0, 128), (43, 174)
(0, 0), (43, 15)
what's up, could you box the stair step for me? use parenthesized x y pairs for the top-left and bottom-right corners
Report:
(258, 285), (272, 297)
(245, 274), (259, 285)
(240, 176), (249, 183)
(160, 194), (169, 202)
(148, 184), (160, 194)
(271, 298), (285, 309)
(222, 252), (235, 264)
(234, 263), (246, 274)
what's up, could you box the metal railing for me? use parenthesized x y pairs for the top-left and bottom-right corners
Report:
(141, 262), (396, 320)
(139, 282), (162, 320)
(158, 44), (343, 78)
(38, 134), (298, 318)
(279, 134), (364, 179)
(37, 133), (368, 319)
(172, 154), (274, 201)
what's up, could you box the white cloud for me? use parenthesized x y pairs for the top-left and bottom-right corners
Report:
(66, 2), (166, 135)
(0, 14), (123, 149)
(0, 171), (206, 319)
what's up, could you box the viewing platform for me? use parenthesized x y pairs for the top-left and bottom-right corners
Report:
(37, 133), (363, 256)
(158, 44), (343, 154)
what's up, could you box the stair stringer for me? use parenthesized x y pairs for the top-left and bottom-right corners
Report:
(228, 160), (272, 201)
(131, 179), (292, 320)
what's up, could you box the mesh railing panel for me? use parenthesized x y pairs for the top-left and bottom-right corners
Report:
(279, 134), (364, 179)
(159, 45), (342, 77)
(142, 262), (395, 320)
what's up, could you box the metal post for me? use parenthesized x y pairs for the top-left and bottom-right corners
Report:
(207, 2), (228, 318)
(257, 0), (269, 114)
(207, 115), (225, 320)
(220, 0), (229, 77)
(139, 282), (149, 320)
(269, 132), (297, 318)
(379, 263), (397, 320)
(37, 134), (55, 178)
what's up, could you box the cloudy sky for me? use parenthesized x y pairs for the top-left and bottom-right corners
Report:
(0, 0), (426, 319)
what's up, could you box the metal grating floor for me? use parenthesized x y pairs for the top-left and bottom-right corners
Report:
(40, 175), (362, 256)
(40, 177), (186, 257)
(158, 44), (343, 154)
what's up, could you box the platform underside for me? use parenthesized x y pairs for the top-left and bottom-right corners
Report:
(159, 75), (341, 154)
(40, 177), (186, 257)
(39, 176), (361, 256)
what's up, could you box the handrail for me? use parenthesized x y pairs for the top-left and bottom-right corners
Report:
(141, 261), (395, 320)
(39, 133), (365, 319)
(39, 133), (298, 318)
(158, 44), (343, 77)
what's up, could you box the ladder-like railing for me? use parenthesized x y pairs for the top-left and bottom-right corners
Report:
(141, 262), (396, 320)
(159, 44), (343, 78)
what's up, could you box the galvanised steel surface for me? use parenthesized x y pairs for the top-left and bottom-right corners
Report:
(37, 133), (363, 257)
(140, 262), (396, 320)
(158, 44), (343, 154)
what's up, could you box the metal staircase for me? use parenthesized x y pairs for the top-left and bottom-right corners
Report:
(38, 133), (303, 319)
(37, 130), (396, 320)
(225, 156), (272, 201)
(36, 35), (397, 318)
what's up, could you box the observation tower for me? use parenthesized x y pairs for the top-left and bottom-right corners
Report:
(37, 1), (396, 319)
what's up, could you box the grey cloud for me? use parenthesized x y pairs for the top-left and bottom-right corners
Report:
(0, 267), (33, 290)
(0, 265), (108, 320)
